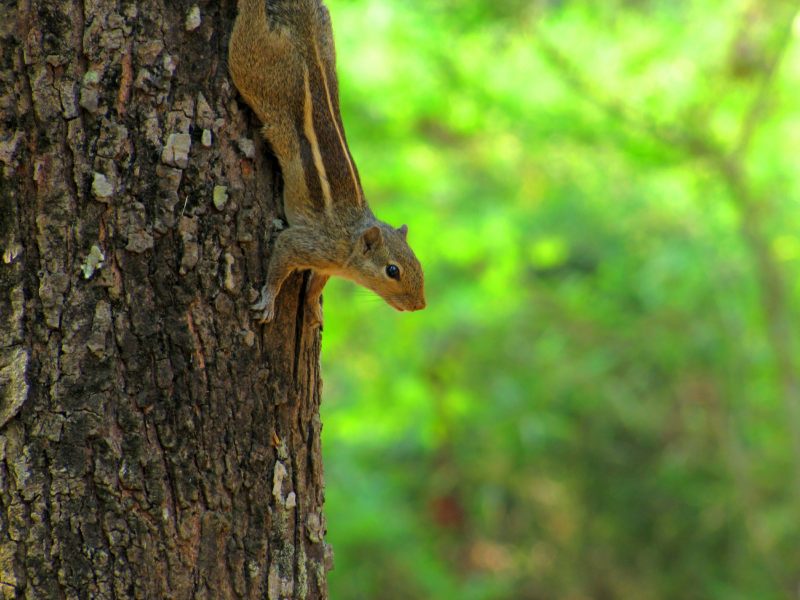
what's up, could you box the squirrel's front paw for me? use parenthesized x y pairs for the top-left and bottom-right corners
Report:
(252, 305), (275, 323)
(251, 287), (276, 323)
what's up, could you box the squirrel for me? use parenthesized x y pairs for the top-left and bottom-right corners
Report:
(228, 0), (426, 326)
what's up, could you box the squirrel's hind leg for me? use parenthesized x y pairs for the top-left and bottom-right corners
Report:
(304, 272), (329, 328)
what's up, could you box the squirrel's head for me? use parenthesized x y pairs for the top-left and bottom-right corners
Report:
(347, 223), (426, 312)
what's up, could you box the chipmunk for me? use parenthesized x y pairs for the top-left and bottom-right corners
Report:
(228, 0), (426, 326)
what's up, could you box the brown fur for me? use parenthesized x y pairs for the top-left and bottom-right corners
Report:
(229, 0), (425, 326)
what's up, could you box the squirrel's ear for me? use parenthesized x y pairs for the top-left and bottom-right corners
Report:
(397, 224), (408, 240)
(361, 226), (383, 252)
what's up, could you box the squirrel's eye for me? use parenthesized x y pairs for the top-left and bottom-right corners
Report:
(385, 264), (400, 280)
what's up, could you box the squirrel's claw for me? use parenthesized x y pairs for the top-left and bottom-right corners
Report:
(252, 307), (275, 323)
(251, 286), (276, 323)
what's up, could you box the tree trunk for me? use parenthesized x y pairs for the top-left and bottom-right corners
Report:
(0, 1), (330, 598)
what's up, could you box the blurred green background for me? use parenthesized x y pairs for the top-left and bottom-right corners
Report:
(318, 0), (800, 598)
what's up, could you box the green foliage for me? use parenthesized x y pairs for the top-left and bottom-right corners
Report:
(320, 0), (800, 597)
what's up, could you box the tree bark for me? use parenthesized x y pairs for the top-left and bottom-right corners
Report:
(0, 1), (330, 598)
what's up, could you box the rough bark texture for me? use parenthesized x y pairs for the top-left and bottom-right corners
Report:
(0, 1), (330, 598)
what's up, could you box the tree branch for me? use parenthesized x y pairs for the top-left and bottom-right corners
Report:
(533, 33), (724, 160)
(733, 3), (800, 159)
(535, 2), (800, 560)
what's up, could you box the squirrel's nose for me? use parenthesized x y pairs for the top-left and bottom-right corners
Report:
(414, 297), (426, 311)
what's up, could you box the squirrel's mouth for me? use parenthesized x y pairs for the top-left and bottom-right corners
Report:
(387, 298), (405, 312)
(386, 297), (425, 312)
